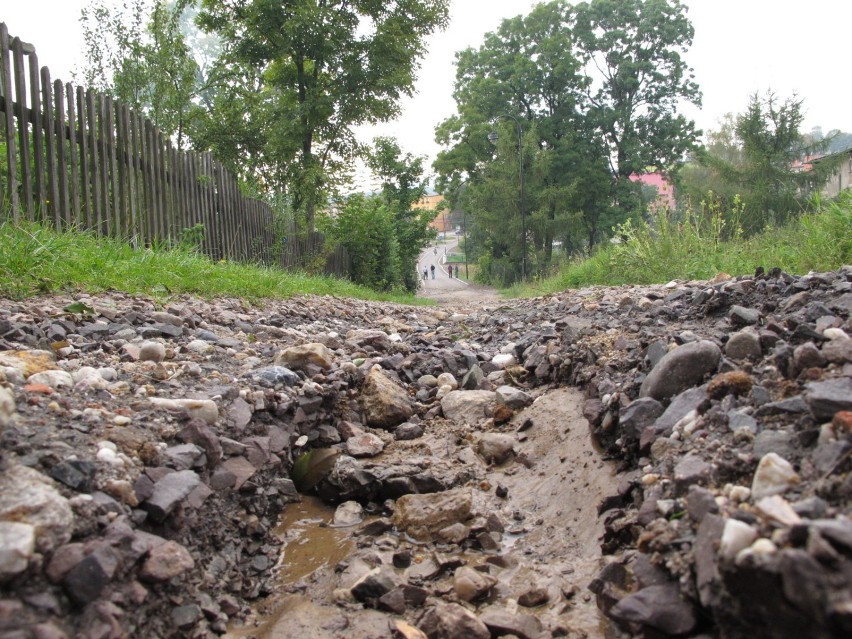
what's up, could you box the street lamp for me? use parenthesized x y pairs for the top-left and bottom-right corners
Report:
(488, 114), (526, 280)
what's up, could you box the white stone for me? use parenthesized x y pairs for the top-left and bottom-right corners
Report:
(418, 375), (438, 387)
(346, 432), (385, 458)
(0, 465), (74, 553)
(0, 386), (15, 428)
(491, 353), (517, 369)
(149, 397), (219, 424)
(755, 495), (802, 527)
(751, 452), (799, 499)
(333, 501), (364, 527)
(27, 370), (74, 389)
(719, 518), (758, 561)
(823, 327), (850, 341)
(441, 390), (497, 426)
(728, 485), (751, 502)
(186, 339), (214, 355)
(96, 447), (123, 466)
(0, 521), (35, 582)
(436, 373), (459, 389)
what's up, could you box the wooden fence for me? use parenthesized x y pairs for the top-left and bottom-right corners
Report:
(0, 22), (350, 276)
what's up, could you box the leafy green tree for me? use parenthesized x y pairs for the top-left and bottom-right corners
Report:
(320, 194), (401, 291)
(571, 0), (702, 199)
(195, 0), (449, 231)
(700, 92), (840, 233)
(79, 0), (202, 150)
(365, 137), (437, 293)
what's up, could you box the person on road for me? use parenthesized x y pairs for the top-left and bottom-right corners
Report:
(422, 268), (428, 281)
(430, 264), (435, 279)
(448, 264), (453, 278)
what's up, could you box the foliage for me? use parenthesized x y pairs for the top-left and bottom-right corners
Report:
(433, 0), (701, 286)
(78, 0), (203, 150)
(195, 0), (450, 231)
(365, 137), (437, 293)
(507, 189), (852, 297)
(0, 219), (422, 305)
(688, 93), (841, 234)
(319, 194), (403, 292)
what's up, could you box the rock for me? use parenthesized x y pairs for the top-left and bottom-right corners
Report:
(171, 604), (202, 629)
(248, 365), (300, 388)
(0, 386), (16, 431)
(755, 495), (802, 527)
(361, 366), (414, 429)
(491, 353), (516, 369)
(619, 397), (664, 442)
(495, 385), (532, 409)
(220, 456), (256, 490)
(49, 460), (97, 492)
(478, 608), (543, 639)
(475, 433), (516, 464)
(417, 601), (490, 639)
(461, 365), (484, 390)
(609, 584), (697, 635)
(440, 390), (496, 425)
(0, 465), (74, 553)
(695, 514), (725, 607)
(139, 540), (195, 582)
(395, 422), (424, 440)
(707, 370), (753, 399)
(333, 501), (364, 527)
(751, 452), (800, 499)
(350, 566), (397, 602)
(453, 566), (497, 602)
(729, 305), (761, 326)
(63, 545), (119, 605)
(719, 518), (758, 561)
(725, 327), (762, 360)
(149, 397), (219, 424)
(674, 454), (713, 495)
(390, 619), (428, 639)
(392, 490), (472, 541)
(143, 470), (202, 522)
(0, 349), (58, 377)
(274, 343), (333, 371)
(138, 341), (166, 362)
(0, 521), (35, 582)
(26, 369), (74, 389)
(346, 432), (385, 457)
(517, 585), (549, 607)
(639, 340), (721, 401)
(806, 378), (852, 420)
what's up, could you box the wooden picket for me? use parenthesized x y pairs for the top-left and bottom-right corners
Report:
(0, 22), (349, 277)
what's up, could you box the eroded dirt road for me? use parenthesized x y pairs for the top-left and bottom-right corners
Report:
(226, 387), (619, 639)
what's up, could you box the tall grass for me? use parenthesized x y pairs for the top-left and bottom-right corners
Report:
(510, 191), (852, 297)
(0, 221), (425, 304)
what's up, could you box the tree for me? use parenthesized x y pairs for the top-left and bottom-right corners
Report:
(79, 0), (202, 150)
(195, 0), (449, 231)
(571, 0), (702, 197)
(700, 92), (840, 233)
(365, 137), (436, 293)
(433, 0), (697, 284)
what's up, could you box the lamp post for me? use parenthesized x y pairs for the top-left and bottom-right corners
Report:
(488, 114), (526, 280)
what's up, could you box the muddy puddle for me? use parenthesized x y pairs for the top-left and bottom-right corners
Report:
(227, 387), (618, 639)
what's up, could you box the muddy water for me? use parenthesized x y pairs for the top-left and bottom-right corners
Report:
(227, 387), (618, 639)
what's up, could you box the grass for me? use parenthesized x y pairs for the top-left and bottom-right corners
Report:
(507, 191), (852, 298)
(0, 221), (426, 305)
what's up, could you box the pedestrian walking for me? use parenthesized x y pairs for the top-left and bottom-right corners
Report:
(430, 264), (435, 279)
(422, 268), (428, 281)
(448, 264), (453, 278)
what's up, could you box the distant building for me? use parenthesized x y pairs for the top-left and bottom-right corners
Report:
(629, 173), (675, 211)
(416, 194), (450, 233)
(811, 148), (852, 199)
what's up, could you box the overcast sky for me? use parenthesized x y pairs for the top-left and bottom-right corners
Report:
(3, 0), (850, 173)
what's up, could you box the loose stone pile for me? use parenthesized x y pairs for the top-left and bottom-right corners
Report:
(0, 264), (849, 639)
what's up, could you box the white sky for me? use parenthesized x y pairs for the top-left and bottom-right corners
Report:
(3, 0), (851, 175)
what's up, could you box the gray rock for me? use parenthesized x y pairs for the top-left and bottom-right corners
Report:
(609, 584), (697, 635)
(495, 385), (533, 409)
(453, 566), (497, 602)
(346, 432), (385, 458)
(392, 489), (472, 541)
(360, 366), (414, 429)
(138, 341), (166, 363)
(394, 422), (424, 440)
(729, 305), (761, 326)
(619, 397), (664, 442)
(441, 390), (496, 425)
(640, 340), (721, 401)
(140, 539), (195, 582)
(461, 364), (484, 390)
(725, 327), (762, 360)
(806, 378), (852, 420)
(247, 366), (300, 388)
(418, 601), (490, 639)
(350, 566), (397, 602)
(695, 514), (725, 607)
(674, 455), (713, 495)
(63, 545), (119, 605)
(727, 410), (759, 433)
(143, 470), (202, 522)
(478, 608), (543, 639)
